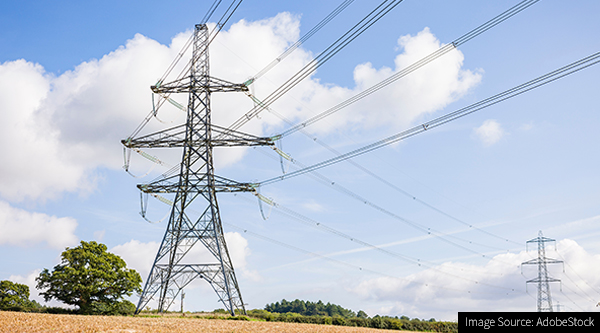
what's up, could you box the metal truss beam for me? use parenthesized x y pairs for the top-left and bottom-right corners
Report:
(128, 23), (270, 316)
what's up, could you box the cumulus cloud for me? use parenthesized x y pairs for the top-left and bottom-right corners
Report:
(351, 239), (600, 320)
(293, 27), (482, 135)
(0, 15), (481, 204)
(111, 231), (258, 284)
(474, 119), (505, 146)
(0, 201), (78, 249)
(0, 34), (186, 201)
(111, 239), (161, 281)
(0, 60), (90, 201)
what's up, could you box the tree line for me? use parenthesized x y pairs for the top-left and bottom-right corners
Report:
(248, 305), (458, 333)
(264, 299), (365, 318)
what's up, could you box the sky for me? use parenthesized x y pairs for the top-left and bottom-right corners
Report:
(1, 0), (600, 321)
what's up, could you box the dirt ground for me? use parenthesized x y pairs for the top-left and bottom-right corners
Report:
(0, 311), (414, 333)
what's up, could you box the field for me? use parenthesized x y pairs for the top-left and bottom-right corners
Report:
(0, 311), (414, 333)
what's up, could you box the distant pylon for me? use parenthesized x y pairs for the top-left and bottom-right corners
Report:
(123, 24), (274, 315)
(521, 230), (563, 312)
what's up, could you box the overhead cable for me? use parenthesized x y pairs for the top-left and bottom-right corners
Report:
(238, 191), (521, 293)
(248, 0), (356, 84)
(224, 220), (518, 297)
(253, 146), (519, 257)
(138, 186), (522, 294)
(259, 50), (600, 186)
(278, 0), (540, 138)
(220, 0), (405, 137)
(126, 0), (245, 140)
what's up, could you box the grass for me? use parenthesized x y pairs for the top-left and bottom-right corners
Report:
(0, 310), (413, 333)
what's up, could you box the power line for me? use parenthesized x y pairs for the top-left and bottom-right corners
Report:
(257, 114), (520, 246)
(257, 149), (517, 256)
(137, 187), (523, 294)
(126, 0), (246, 141)
(235, 2), (547, 249)
(238, 192), (522, 294)
(200, 0), (223, 24)
(277, 0), (540, 138)
(220, 0), (405, 137)
(555, 247), (600, 306)
(250, 189), (509, 278)
(236, 0), (541, 248)
(224, 219), (522, 298)
(258, 50), (600, 186)
(248, 0), (356, 84)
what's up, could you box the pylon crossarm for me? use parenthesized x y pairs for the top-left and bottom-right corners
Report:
(122, 124), (187, 149)
(211, 124), (275, 146)
(152, 76), (248, 94)
(138, 175), (255, 194)
(123, 123), (273, 148)
(526, 277), (562, 283)
(521, 257), (563, 266)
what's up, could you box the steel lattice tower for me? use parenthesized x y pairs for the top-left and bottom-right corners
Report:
(521, 231), (563, 312)
(122, 24), (273, 315)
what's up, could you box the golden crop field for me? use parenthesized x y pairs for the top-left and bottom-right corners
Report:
(0, 311), (412, 333)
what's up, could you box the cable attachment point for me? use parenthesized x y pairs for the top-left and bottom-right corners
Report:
(139, 191), (172, 224)
(272, 140), (292, 174)
(253, 186), (275, 220)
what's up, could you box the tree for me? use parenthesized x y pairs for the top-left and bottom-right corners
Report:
(357, 310), (369, 319)
(0, 280), (36, 309)
(36, 241), (142, 315)
(264, 299), (356, 318)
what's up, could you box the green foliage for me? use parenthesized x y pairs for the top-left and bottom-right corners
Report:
(43, 306), (78, 314)
(246, 305), (458, 332)
(265, 299), (356, 318)
(35, 241), (142, 315)
(0, 280), (36, 309)
(89, 300), (136, 316)
(0, 280), (75, 314)
(226, 315), (250, 321)
(357, 310), (369, 319)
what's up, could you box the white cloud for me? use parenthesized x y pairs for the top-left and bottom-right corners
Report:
(474, 119), (505, 146)
(350, 239), (600, 320)
(0, 16), (481, 205)
(110, 231), (258, 284)
(225, 231), (262, 282)
(0, 60), (91, 202)
(0, 201), (78, 249)
(294, 27), (482, 135)
(111, 239), (160, 281)
(0, 35), (184, 201)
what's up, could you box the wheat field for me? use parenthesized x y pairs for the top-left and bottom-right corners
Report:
(0, 311), (413, 333)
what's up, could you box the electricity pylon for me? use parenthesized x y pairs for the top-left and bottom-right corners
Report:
(122, 23), (273, 315)
(521, 231), (563, 312)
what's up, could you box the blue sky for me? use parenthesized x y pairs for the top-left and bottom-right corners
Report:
(1, 0), (600, 320)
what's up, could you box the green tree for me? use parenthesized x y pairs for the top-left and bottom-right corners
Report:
(357, 310), (369, 319)
(0, 280), (34, 308)
(36, 241), (142, 315)
(290, 299), (306, 314)
(264, 299), (357, 318)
